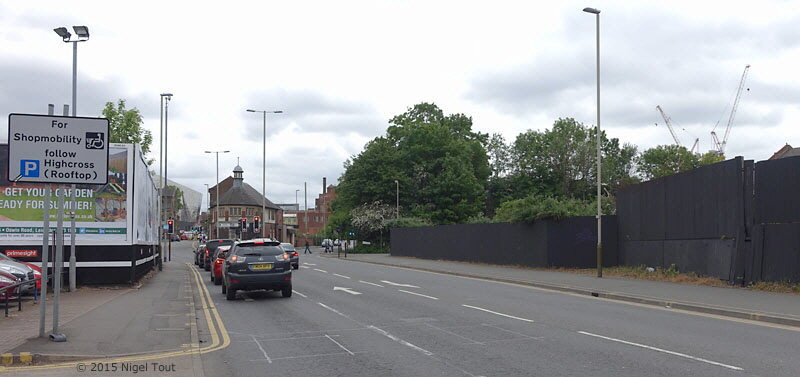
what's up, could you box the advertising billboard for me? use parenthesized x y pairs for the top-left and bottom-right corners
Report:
(0, 143), (156, 246)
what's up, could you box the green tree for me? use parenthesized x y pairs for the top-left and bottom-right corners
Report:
(335, 102), (490, 227)
(102, 99), (153, 155)
(636, 145), (699, 180)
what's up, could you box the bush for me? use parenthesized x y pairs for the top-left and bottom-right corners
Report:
(350, 243), (389, 254)
(385, 216), (433, 228)
(493, 194), (615, 223)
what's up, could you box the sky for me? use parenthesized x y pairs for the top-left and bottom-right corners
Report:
(1, 1), (799, 210)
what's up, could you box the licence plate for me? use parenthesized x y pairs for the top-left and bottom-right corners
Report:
(251, 263), (273, 270)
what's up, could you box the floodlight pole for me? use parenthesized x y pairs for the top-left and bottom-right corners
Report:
(583, 7), (603, 278)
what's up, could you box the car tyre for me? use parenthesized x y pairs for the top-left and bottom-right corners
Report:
(281, 286), (292, 298)
(214, 276), (221, 285)
(293, 264), (299, 270)
(221, 281), (227, 294)
(204, 263), (210, 271)
(226, 286), (236, 300)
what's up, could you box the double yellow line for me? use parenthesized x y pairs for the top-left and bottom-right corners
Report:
(0, 263), (230, 372)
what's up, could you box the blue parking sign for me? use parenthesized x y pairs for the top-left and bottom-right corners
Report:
(20, 160), (40, 177)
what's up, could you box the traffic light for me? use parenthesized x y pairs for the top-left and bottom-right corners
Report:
(253, 216), (260, 232)
(241, 218), (247, 232)
(167, 219), (175, 234)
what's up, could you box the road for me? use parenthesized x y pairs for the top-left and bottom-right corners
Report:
(175, 242), (799, 377)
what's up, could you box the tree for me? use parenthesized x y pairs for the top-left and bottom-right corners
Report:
(102, 99), (153, 156)
(336, 103), (490, 225)
(636, 145), (699, 180)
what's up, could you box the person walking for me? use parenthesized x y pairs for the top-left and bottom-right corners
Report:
(304, 240), (312, 254)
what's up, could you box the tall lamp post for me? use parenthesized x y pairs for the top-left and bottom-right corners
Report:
(246, 109), (283, 238)
(394, 180), (399, 219)
(205, 150), (230, 239)
(161, 94), (172, 261)
(583, 6), (602, 278)
(53, 25), (89, 292)
(295, 189), (300, 209)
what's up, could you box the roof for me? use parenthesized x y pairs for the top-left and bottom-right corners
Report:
(769, 144), (800, 160)
(215, 182), (280, 210)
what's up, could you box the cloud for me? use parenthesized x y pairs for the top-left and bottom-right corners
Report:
(241, 88), (385, 139)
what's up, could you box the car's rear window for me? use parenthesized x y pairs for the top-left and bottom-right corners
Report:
(237, 245), (284, 256)
(206, 240), (233, 252)
(281, 244), (295, 250)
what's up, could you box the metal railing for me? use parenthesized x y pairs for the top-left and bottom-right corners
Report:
(1, 278), (41, 317)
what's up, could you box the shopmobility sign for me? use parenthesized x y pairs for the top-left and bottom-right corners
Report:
(7, 113), (109, 185)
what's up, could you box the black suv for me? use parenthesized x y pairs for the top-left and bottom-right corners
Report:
(202, 239), (234, 270)
(222, 239), (292, 300)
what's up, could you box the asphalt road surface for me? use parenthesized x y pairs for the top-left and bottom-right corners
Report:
(175, 242), (799, 377)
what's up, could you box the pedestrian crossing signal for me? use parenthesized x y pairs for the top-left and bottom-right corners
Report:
(167, 219), (175, 234)
(254, 216), (260, 231)
(241, 218), (247, 232)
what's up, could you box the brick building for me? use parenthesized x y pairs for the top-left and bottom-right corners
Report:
(289, 178), (337, 246)
(208, 164), (287, 241)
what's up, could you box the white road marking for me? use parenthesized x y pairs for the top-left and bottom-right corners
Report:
(398, 289), (439, 300)
(333, 286), (362, 295)
(368, 325), (434, 356)
(300, 265), (310, 269)
(462, 304), (534, 323)
(577, 331), (743, 371)
(250, 335), (272, 363)
(333, 273), (352, 279)
(380, 280), (420, 288)
(425, 323), (483, 345)
(304, 263), (317, 266)
(292, 290), (307, 298)
(325, 334), (355, 355)
(313, 268), (328, 273)
(358, 280), (384, 287)
(318, 302), (352, 320)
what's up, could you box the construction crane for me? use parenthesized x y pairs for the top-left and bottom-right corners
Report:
(711, 64), (750, 155)
(656, 105), (681, 146)
(656, 105), (701, 154)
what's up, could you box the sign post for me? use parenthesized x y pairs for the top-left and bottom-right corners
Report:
(8, 112), (109, 341)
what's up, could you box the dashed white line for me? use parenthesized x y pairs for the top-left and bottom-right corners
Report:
(358, 280), (384, 287)
(462, 304), (534, 323)
(313, 268), (328, 273)
(292, 290), (307, 298)
(380, 280), (419, 288)
(577, 331), (743, 371)
(318, 302), (352, 320)
(250, 335), (272, 363)
(325, 334), (355, 355)
(304, 263), (317, 266)
(368, 325), (433, 356)
(333, 273), (351, 279)
(398, 289), (439, 300)
(300, 265), (310, 269)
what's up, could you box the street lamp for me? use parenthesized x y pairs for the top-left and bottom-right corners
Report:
(160, 93), (172, 261)
(246, 109), (283, 238)
(54, 25), (89, 292)
(295, 189), (300, 210)
(394, 180), (399, 219)
(583, 6), (602, 278)
(205, 150), (230, 239)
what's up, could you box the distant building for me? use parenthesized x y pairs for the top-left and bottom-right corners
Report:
(277, 203), (300, 211)
(207, 164), (288, 241)
(287, 177), (337, 246)
(769, 144), (800, 160)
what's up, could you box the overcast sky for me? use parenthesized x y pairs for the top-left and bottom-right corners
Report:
(2, 1), (799, 210)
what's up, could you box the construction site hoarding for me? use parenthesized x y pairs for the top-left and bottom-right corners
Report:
(0, 143), (158, 246)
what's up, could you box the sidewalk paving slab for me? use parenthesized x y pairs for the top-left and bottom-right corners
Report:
(323, 253), (800, 327)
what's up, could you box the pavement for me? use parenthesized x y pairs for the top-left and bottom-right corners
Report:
(0, 243), (798, 376)
(320, 252), (800, 327)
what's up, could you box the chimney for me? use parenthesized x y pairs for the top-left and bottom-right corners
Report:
(323, 177), (327, 194)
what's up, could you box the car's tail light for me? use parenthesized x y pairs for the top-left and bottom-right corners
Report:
(215, 259), (223, 264)
(230, 279), (239, 284)
(275, 253), (289, 261)
(284, 275), (292, 281)
(205, 249), (209, 255)
(292, 252), (298, 257)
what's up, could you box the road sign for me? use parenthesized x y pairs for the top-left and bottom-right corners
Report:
(7, 113), (109, 185)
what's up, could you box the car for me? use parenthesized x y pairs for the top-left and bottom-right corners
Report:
(170, 234), (181, 242)
(0, 254), (35, 294)
(280, 243), (299, 269)
(194, 243), (206, 266)
(210, 245), (231, 285)
(202, 239), (235, 271)
(222, 239), (292, 300)
(180, 233), (190, 240)
(0, 270), (22, 300)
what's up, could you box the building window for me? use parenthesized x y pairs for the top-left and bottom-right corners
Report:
(247, 208), (252, 216)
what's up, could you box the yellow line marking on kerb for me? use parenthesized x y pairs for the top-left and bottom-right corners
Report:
(0, 264), (230, 372)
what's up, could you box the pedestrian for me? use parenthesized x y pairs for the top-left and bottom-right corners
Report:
(304, 240), (312, 254)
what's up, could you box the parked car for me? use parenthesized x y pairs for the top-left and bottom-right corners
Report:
(0, 254), (35, 294)
(194, 243), (206, 266)
(280, 243), (299, 269)
(202, 239), (235, 271)
(170, 234), (181, 242)
(210, 245), (232, 285)
(222, 239), (292, 300)
(180, 233), (190, 240)
(0, 270), (22, 300)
